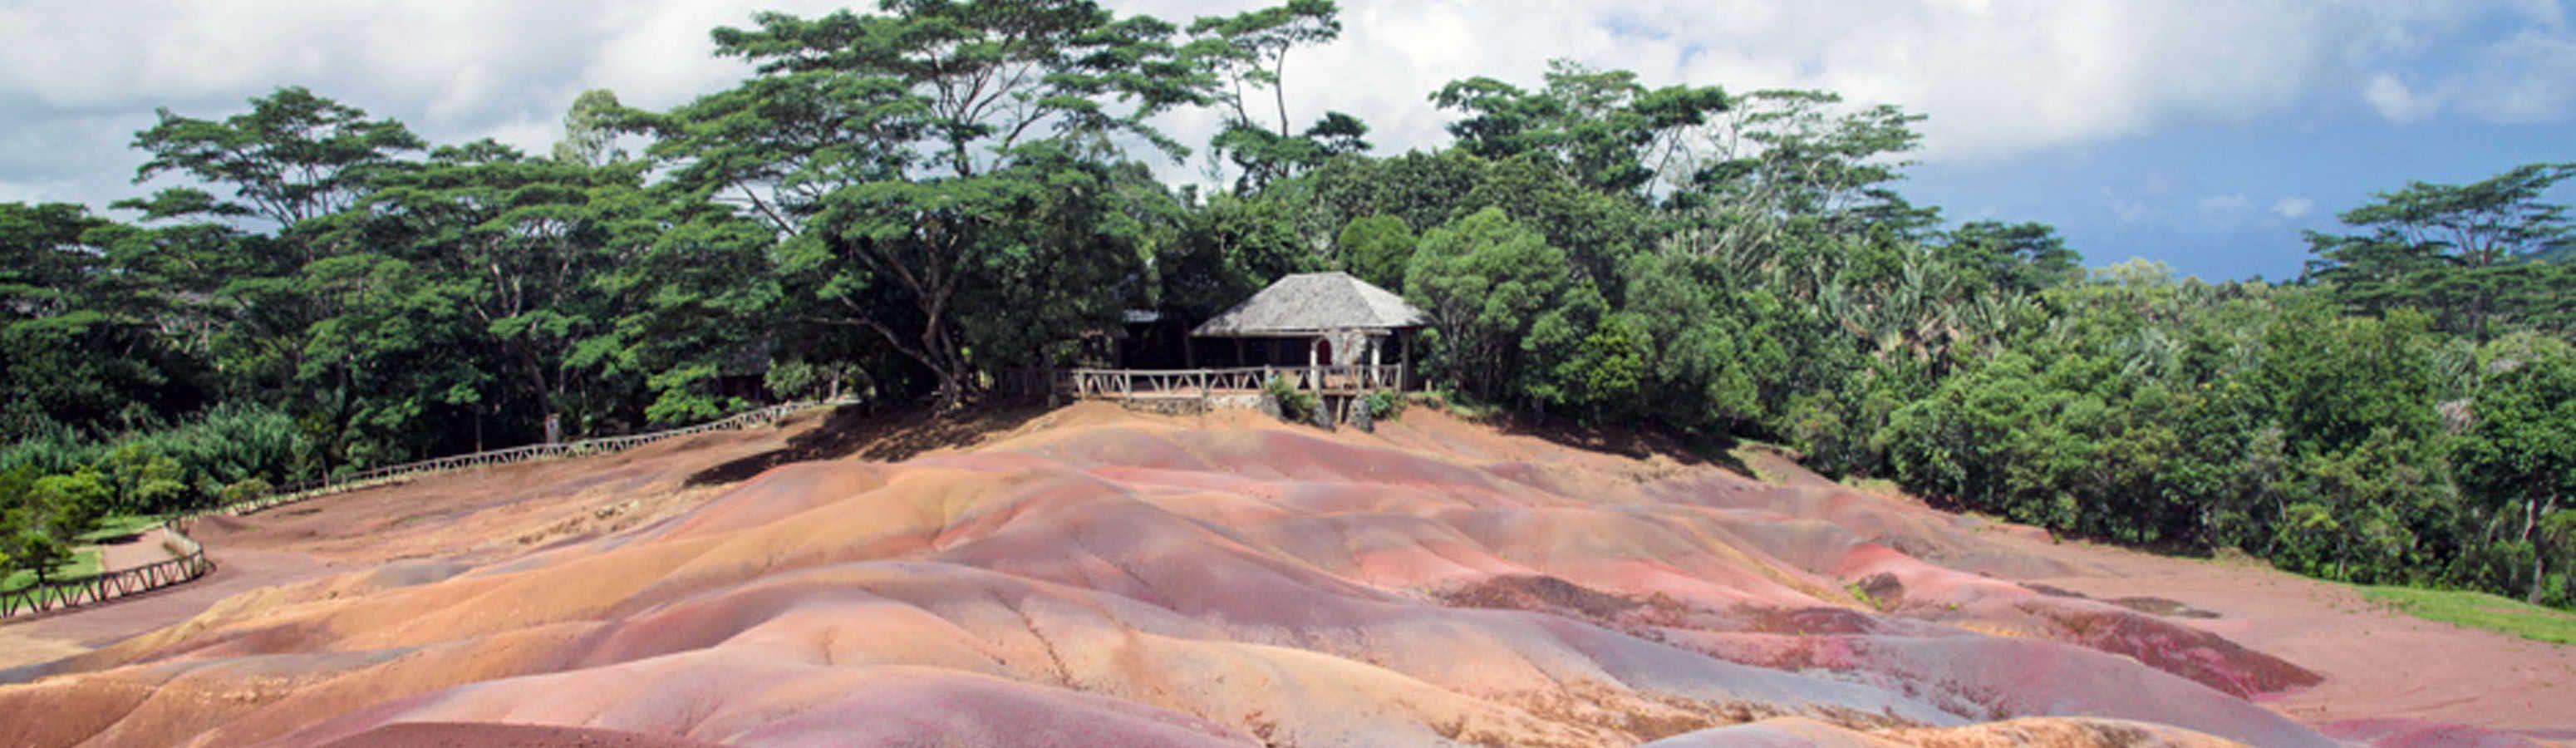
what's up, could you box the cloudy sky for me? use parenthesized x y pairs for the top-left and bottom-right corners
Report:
(2, 0), (2571, 279)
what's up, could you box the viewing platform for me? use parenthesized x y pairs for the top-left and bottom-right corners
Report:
(1064, 363), (1408, 403)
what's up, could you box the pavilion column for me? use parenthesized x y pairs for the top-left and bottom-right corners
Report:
(1309, 336), (1321, 391)
(1369, 334), (1383, 387)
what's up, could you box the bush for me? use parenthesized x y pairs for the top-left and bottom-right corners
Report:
(219, 477), (273, 507)
(6, 529), (71, 587)
(1364, 391), (1406, 421)
(1264, 376), (1319, 424)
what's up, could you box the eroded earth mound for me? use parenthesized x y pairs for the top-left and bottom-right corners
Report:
(2, 404), (2569, 746)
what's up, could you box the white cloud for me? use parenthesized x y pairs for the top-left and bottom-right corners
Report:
(2272, 196), (2318, 219)
(2364, 72), (2446, 121)
(2456, 31), (2576, 122)
(0, 0), (2568, 209)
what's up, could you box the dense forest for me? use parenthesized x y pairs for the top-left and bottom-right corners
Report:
(4, 0), (2573, 608)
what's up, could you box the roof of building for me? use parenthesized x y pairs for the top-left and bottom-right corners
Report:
(1191, 271), (1430, 337)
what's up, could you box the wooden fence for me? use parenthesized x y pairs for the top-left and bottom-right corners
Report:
(1065, 364), (1405, 401)
(0, 400), (841, 621)
(229, 400), (839, 517)
(0, 517), (211, 618)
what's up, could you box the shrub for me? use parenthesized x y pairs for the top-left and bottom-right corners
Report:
(1364, 391), (1406, 421)
(1264, 376), (1319, 424)
(219, 477), (273, 507)
(6, 529), (71, 587)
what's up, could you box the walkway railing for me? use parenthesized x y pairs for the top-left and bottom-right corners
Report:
(231, 399), (842, 517)
(0, 517), (211, 618)
(0, 399), (843, 621)
(1066, 364), (1405, 401)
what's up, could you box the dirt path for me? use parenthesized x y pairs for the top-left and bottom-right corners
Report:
(91, 528), (174, 572)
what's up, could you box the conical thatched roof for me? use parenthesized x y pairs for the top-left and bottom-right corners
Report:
(1192, 272), (1428, 337)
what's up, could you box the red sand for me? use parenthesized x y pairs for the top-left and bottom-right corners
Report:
(1, 403), (2568, 746)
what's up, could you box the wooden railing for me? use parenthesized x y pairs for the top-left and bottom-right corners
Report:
(232, 399), (844, 518)
(0, 399), (843, 621)
(1065, 364), (1405, 401)
(0, 517), (211, 619)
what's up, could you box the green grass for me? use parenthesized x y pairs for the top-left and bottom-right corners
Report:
(2357, 583), (2576, 645)
(0, 548), (103, 594)
(74, 513), (165, 544)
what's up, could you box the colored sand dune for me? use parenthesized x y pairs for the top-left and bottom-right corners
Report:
(0, 404), (2568, 746)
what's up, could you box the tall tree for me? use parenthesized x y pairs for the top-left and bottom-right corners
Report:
(641, 0), (1213, 407)
(352, 140), (651, 442)
(1432, 60), (1727, 198)
(0, 203), (209, 436)
(2307, 162), (2576, 341)
(1664, 90), (1934, 278)
(1187, 0), (1367, 191)
(121, 86), (425, 254)
(552, 89), (631, 167)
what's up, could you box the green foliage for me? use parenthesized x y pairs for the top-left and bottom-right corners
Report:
(646, 2), (1209, 408)
(1363, 391), (1406, 421)
(219, 477), (275, 507)
(120, 86), (425, 230)
(2306, 162), (2576, 340)
(1264, 376), (1319, 423)
(1433, 60), (1727, 197)
(1404, 208), (1608, 413)
(101, 443), (188, 515)
(2453, 337), (2576, 603)
(0, 545), (95, 594)
(1187, 0), (1362, 192)
(1335, 214), (1417, 290)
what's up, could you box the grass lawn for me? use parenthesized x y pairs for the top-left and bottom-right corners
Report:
(2357, 583), (2576, 646)
(0, 548), (103, 595)
(74, 513), (165, 544)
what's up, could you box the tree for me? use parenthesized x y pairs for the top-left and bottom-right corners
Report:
(1663, 90), (1935, 278)
(1939, 221), (2081, 294)
(122, 86), (425, 245)
(2258, 306), (2442, 458)
(642, 0), (1214, 408)
(351, 140), (651, 442)
(0, 203), (211, 437)
(7, 469), (106, 587)
(552, 89), (630, 166)
(2307, 162), (2576, 341)
(1403, 207), (1606, 411)
(2456, 338), (2576, 602)
(100, 442), (186, 514)
(1187, 0), (1367, 191)
(1335, 214), (1415, 289)
(1432, 60), (1727, 198)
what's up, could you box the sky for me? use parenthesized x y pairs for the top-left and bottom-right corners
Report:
(1, 0), (2570, 281)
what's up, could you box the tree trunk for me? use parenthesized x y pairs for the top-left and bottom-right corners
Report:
(2534, 553), (2549, 605)
(2531, 495), (2559, 604)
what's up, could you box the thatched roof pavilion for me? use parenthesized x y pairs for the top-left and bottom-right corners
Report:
(1191, 272), (1428, 338)
(1190, 272), (1427, 370)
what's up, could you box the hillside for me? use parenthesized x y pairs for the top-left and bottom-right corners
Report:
(0, 403), (2569, 746)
